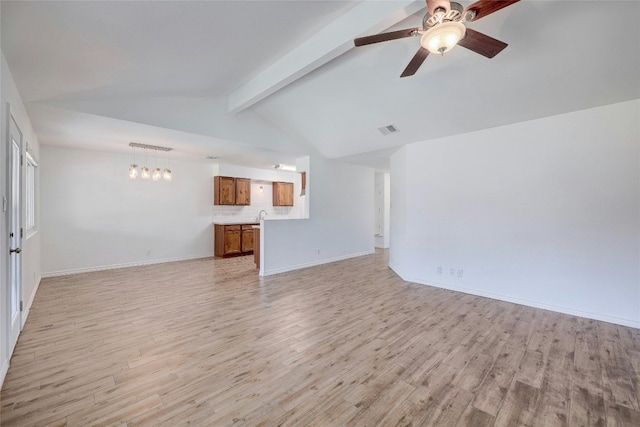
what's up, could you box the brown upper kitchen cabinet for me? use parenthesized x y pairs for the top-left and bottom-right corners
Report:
(214, 176), (251, 205)
(235, 178), (251, 205)
(272, 181), (294, 206)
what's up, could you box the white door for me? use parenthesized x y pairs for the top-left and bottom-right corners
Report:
(7, 116), (22, 355)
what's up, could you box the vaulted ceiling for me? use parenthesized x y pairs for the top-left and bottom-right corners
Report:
(2, 1), (639, 170)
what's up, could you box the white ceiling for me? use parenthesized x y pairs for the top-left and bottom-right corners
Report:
(2, 1), (639, 171)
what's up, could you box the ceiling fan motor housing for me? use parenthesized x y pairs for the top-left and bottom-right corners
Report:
(423, 2), (464, 29)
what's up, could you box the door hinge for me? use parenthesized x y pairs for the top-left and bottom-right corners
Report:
(2, 196), (6, 212)
(20, 300), (23, 312)
(20, 228), (24, 239)
(20, 154), (24, 166)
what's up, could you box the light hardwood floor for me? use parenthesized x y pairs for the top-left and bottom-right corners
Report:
(1, 250), (639, 426)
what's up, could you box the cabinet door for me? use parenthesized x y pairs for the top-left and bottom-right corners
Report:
(283, 182), (294, 206)
(223, 229), (242, 255)
(241, 228), (254, 253)
(235, 178), (251, 206)
(214, 176), (236, 205)
(214, 224), (225, 257)
(273, 182), (294, 206)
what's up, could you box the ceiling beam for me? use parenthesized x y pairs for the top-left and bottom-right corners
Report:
(227, 0), (425, 113)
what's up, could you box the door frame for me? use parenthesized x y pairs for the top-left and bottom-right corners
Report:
(5, 107), (23, 360)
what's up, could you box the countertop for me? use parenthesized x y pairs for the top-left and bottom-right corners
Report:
(212, 217), (301, 225)
(212, 220), (260, 225)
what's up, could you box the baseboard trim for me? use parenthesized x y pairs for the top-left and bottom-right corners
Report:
(42, 253), (215, 278)
(390, 265), (640, 329)
(261, 250), (375, 277)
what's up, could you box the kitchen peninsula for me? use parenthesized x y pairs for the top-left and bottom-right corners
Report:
(211, 163), (308, 263)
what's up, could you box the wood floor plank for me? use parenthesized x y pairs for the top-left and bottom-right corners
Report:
(598, 337), (640, 411)
(570, 383), (607, 426)
(419, 384), (474, 426)
(1, 249), (639, 426)
(346, 379), (415, 426)
(494, 380), (540, 427)
(458, 405), (495, 427)
(605, 400), (640, 427)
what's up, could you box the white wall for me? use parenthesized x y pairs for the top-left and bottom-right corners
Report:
(41, 146), (215, 276)
(1, 53), (42, 385)
(261, 155), (375, 276)
(390, 100), (640, 328)
(211, 163), (304, 222)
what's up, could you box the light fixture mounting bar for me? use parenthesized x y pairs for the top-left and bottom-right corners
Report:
(129, 142), (173, 151)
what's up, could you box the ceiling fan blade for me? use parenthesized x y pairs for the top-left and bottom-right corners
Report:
(354, 28), (420, 47)
(400, 47), (430, 78)
(458, 28), (507, 58)
(464, 0), (520, 22)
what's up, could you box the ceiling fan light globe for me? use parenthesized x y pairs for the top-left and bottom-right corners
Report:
(421, 21), (466, 55)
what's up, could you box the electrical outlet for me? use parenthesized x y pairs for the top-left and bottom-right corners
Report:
(457, 269), (464, 278)
(449, 268), (455, 276)
(317, 248), (320, 255)
(436, 266), (442, 274)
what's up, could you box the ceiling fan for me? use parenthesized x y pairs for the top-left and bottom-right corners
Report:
(354, 0), (520, 77)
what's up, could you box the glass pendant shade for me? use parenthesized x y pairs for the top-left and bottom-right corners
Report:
(141, 166), (150, 179)
(152, 167), (162, 181)
(129, 164), (139, 179)
(420, 21), (466, 55)
(163, 168), (172, 181)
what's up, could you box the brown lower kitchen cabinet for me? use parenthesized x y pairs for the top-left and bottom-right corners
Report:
(214, 223), (258, 257)
(241, 225), (254, 252)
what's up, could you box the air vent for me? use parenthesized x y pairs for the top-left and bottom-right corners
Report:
(205, 155), (219, 160)
(378, 124), (399, 136)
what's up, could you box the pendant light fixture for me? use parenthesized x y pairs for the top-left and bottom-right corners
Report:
(128, 142), (173, 181)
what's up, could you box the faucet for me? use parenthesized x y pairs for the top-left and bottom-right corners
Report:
(256, 210), (268, 221)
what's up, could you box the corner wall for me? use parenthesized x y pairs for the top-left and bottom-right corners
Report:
(40, 146), (215, 276)
(390, 100), (640, 328)
(261, 156), (375, 276)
